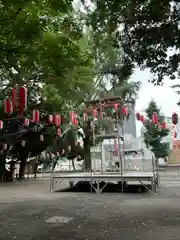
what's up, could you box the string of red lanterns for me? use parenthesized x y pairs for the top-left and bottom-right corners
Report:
(135, 111), (180, 131)
(2, 86), (180, 141)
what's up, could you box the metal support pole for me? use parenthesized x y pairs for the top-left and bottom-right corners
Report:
(117, 118), (123, 194)
(101, 142), (103, 174)
(92, 121), (95, 173)
(121, 123), (126, 170)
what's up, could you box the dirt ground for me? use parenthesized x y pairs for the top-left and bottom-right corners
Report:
(0, 173), (180, 240)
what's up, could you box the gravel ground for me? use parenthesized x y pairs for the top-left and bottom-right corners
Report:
(0, 173), (180, 240)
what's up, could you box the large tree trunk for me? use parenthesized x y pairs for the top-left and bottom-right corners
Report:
(9, 161), (15, 181)
(18, 157), (26, 180)
(84, 146), (91, 172)
(0, 153), (6, 182)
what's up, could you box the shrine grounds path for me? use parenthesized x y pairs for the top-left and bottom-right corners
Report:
(1, 172), (180, 240)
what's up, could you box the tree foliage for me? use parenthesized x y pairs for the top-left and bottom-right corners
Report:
(85, 0), (180, 84)
(0, 0), (145, 177)
(143, 100), (170, 159)
(0, 0), (94, 112)
(0, 0), (97, 179)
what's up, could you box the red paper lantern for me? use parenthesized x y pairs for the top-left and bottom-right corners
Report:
(152, 112), (158, 124)
(83, 113), (88, 122)
(0, 121), (3, 129)
(40, 135), (44, 142)
(70, 112), (77, 126)
(3, 143), (7, 150)
(4, 98), (12, 114)
(48, 114), (53, 123)
(24, 118), (29, 126)
(114, 103), (119, 111)
(140, 115), (144, 124)
(19, 86), (27, 113)
(12, 87), (17, 112)
(32, 110), (39, 122)
(172, 112), (178, 125)
(57, 128), (61, 136)
(53, 114), (61, 126)
(136, 112), (141, 121)
(21, 140), (26, 147)
(92, 109), (98, 119)
(121, 106), (127, 116)
(161, 121), (166, 129)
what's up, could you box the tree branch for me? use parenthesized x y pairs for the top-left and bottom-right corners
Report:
(0, 8), (22, 23)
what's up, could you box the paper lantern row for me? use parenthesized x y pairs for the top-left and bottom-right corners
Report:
(136, 112), (166, 128)
(83, 106), (128, 121)
(4, 87), (27, 114)
(136, 112), (179, 126)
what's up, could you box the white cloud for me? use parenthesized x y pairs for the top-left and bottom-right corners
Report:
(131, 68), (180, 136)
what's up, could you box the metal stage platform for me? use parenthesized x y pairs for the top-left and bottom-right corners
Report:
(49, 171), (158, 194)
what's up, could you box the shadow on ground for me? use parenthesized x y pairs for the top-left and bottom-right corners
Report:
(60, 181), (149, 193)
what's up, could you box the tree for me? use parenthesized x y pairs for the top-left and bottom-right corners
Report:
(0, 1), (94, 101)
(0, 1), (96, 180)
(84, 0), (180, 85)
(143, 100), (170, 161)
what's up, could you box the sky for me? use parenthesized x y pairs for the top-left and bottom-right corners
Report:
(132, 68), (180, 136)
